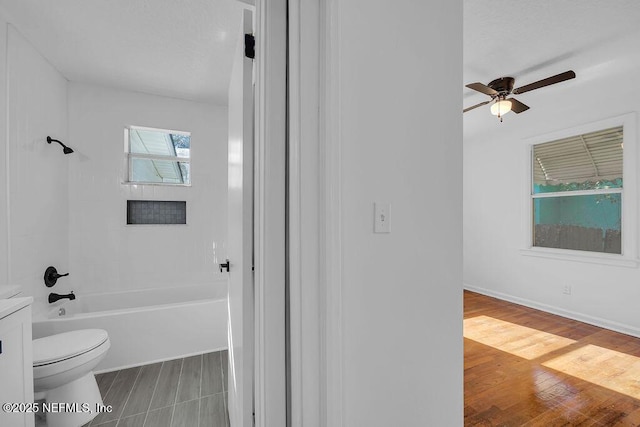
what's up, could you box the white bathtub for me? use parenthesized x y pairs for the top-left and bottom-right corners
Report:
(32, 283), (228, 372)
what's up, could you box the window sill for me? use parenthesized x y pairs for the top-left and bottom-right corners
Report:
(122, 181), (192, 187)
(520, 247), (639, 268)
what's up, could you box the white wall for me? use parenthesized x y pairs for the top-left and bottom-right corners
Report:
(0, 9), (228, 304)
(4, 23), (69, 308)
(67, 82), (228, 295)
(335, 1), (463, 425)
(464, 31), (640, 335)
(0, 17), (8, 285)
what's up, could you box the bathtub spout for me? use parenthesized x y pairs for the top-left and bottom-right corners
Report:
(48, 292), (75, 304)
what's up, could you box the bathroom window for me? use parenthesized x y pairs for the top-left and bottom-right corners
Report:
(531, 126), (623, 254)
(125, 126), (191, 185)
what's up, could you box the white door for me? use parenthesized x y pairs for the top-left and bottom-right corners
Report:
(226, 8), (254, 427)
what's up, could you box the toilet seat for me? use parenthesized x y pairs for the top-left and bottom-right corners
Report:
(33, 329), (109, 367)
(33, 329), (111, 391)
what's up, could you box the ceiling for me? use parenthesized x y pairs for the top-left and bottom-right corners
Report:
(1, 1), (638, 112)
(0, 0), (244, 105)
(463, 0), (640, 138)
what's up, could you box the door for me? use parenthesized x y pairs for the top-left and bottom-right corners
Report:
(226, 8), (254, 427)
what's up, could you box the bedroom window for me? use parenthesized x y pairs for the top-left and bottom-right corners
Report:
(531, 126), (623, 254)
(125, 126), (191, 185)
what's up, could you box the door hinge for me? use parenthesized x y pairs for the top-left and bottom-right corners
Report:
(245, 34), (255, 59)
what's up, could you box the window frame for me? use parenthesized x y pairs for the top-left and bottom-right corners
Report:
(124, 125), (192, 186)
(520, 113), (638, 267)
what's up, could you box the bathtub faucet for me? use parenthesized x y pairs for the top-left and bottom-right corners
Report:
(44, 266), (70, 287)
(48, 292), (75, 304)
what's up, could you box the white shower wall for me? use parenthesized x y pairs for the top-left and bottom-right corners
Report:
(0, 17), (9, 285)
(67, 83), (228, 295)
(0, 9), (228, 301)
(2, 22), (69, 306)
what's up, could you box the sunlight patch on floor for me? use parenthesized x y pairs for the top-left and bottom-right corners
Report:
(464, 315), (576, 360)
(543, 344), (640, 400)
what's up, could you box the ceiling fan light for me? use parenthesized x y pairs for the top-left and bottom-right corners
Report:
(490, 99), (512, 116)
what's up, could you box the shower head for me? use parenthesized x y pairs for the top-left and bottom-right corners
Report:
(47, 136), (74, 155)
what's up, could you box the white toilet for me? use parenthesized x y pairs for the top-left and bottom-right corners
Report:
(33, 329), (110, 427)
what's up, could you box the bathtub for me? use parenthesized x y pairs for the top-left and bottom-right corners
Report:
(32, 283), (228, 372)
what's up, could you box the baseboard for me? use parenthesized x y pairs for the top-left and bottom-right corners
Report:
(464, 283), (640, 339)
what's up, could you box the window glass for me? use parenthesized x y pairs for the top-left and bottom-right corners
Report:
(533, 126), (623, 194)
(533, 194), (621, 254)
(131, 159), (190, 184)
(127, 127), (191, 185)
(531, 126), (623, 254)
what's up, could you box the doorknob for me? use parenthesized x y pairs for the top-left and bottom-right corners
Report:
(219, 259), (230, 273)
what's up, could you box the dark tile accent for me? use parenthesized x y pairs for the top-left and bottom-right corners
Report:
(176, 355), (202, 403)
(202, 352), (224, 397)
(199, 394), (227, 427)
(118, 413), (146, 427)
(122, 362), (163, 417)
(144, 406), (173, 427)
(127, 200), (187, 225)
(150, 359), (182, 410)
(171, 399), (200, 427)
(91, 366), (141, 425)
(95, 371), (119, 398)
(221, 351), (228, 392)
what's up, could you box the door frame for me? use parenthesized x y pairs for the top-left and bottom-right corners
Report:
(253, 1), (287, 426)
(287, 0), (344, 425)
(255, 0), (344, 425)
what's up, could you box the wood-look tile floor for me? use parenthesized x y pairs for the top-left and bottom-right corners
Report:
(465, 290), (640, 426)
(80, 350), (229, 427)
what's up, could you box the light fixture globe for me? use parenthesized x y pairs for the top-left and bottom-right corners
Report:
(490, 99), (512, 117)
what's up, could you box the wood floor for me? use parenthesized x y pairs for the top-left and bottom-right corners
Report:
(465, 290), (640, 426)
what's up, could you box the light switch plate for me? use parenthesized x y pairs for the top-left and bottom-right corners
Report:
(374, 202), (390, 233)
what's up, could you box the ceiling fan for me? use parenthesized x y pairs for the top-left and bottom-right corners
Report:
(463, 70), (576, 121)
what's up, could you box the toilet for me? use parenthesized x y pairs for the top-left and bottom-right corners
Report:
(33, 329), (110, 427)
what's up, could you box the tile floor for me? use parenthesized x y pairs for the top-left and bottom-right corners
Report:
(70, 350), (229, 427)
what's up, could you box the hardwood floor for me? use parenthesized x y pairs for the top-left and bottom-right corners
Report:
(464, 290), (640, 426)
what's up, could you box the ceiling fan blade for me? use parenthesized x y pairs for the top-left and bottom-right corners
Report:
(463, 100), (491, 113)
(507, 98), (529, 114)
(512, 70), (576, 95)
(465, 82), (498, 96)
